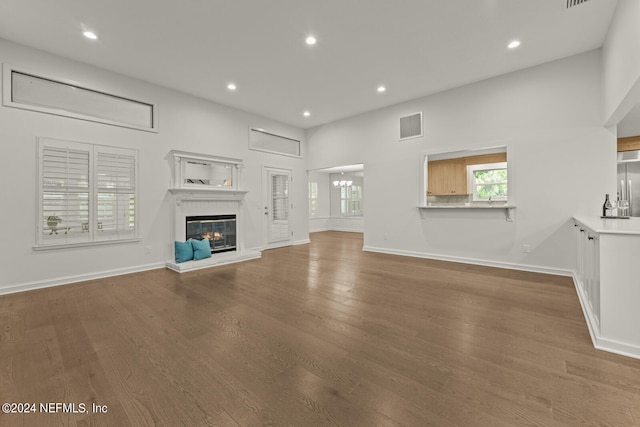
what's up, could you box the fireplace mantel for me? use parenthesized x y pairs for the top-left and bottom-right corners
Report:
(166, 150), (260, 272)
(168, 188), (248, 204)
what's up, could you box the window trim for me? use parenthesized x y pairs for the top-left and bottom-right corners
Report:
(3, 64), (158, 133)
(467, 162), (508, 202)
(249, 128), (302, 158)
(35, 137), (140, 250)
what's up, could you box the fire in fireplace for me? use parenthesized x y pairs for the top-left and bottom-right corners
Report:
(186, 215), (236, 253)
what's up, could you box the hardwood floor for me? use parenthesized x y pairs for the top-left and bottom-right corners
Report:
(1, 231), (640, 426)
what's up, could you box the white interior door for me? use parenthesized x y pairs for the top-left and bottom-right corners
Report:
(264, 167), (293, 249)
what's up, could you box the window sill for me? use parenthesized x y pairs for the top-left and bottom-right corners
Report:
(33, 237), (142, 251)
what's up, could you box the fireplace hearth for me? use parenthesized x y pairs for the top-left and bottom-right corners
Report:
(186, 215), (236, 253)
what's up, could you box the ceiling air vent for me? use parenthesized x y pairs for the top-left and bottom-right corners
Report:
(565, 0), (590, 9)
(399, 112), (423, 141)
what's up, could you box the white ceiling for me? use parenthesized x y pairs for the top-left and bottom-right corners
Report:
(0, 0), (618, 129)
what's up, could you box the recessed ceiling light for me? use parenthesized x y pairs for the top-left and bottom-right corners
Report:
(83, 31), (98, 40)
(305, 36), (317, 45)
(507, 40), (521, 49)
(303, 111), (311, 117)
(227, 83), (237, 91)
(377, 86), (386, 93)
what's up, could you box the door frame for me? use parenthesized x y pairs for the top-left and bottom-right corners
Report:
(262, 165), (294, 250)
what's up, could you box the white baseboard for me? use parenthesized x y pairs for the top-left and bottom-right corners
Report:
(310, 228), (365, 234)
(329, 227), (364, 233)
(572, 272), (600, 348)
(572, 273), (640, 360)
(294, 239), (311, 246)
(309, 227), (330, 233)
(0, 262), (166, 296)
(593, 337), (640, 360)
(362, 245), (573, 277)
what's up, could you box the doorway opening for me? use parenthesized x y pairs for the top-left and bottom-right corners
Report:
(307, 164), (364, 233)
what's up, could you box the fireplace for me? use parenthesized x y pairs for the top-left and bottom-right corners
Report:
(186, 215), (236, 253)
(167, 151), (261, 272)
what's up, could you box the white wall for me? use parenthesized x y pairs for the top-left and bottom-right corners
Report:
(306, 50), (615, 274)
(308, 170), (331, 232)
(0, 39), (309, 293)
(603, 0), (640, 125)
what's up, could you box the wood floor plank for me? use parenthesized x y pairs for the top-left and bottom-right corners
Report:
(1, 230), (640, 425)
(0, 291), (26, 427)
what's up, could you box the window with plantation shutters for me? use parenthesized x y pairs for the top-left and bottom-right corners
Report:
(339, 184), (363, 216)
(96, 149), (136, 240)
(36, 138), (139, 249)
(40, 144), (91, 245)
(308, 181), (318, 217)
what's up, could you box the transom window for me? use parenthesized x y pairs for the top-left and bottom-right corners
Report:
(4, 66), (157, 132)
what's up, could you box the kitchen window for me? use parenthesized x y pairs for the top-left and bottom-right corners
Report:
(36, 137), (139, 249)
(468, 162), (507, 201)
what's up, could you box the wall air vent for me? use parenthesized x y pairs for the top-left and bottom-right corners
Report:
(399, 112), (423, 141)
(565, 0), (590, 9)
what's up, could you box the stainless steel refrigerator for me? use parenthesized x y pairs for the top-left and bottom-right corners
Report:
(617, 150), (640, 216)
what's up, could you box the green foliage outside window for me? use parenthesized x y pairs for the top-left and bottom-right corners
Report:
(474, 169), (507, 199)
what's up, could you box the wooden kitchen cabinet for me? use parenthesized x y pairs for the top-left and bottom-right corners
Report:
(617, 136), (640, 152)
(427, 158), (467, 195)
(464, 152), (506, 166)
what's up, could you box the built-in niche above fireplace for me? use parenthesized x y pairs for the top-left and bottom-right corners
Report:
(169, 150), (240, 192)
(165, 151), (261, 273)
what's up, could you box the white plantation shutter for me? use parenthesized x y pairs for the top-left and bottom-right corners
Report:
(37, 138), (138, 248)
(95, 149), (137, 239)
(272, 174), (289, 221)
(40, 143), (91, 245)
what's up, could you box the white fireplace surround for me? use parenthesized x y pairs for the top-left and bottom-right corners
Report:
(165, 151), (261, 272)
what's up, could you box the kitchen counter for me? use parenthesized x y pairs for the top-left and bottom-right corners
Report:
(572, 216), (640, 360)
(418, 204), (516, 221)
(418, 204), (515, 209)
(572, 215), (640, 235)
